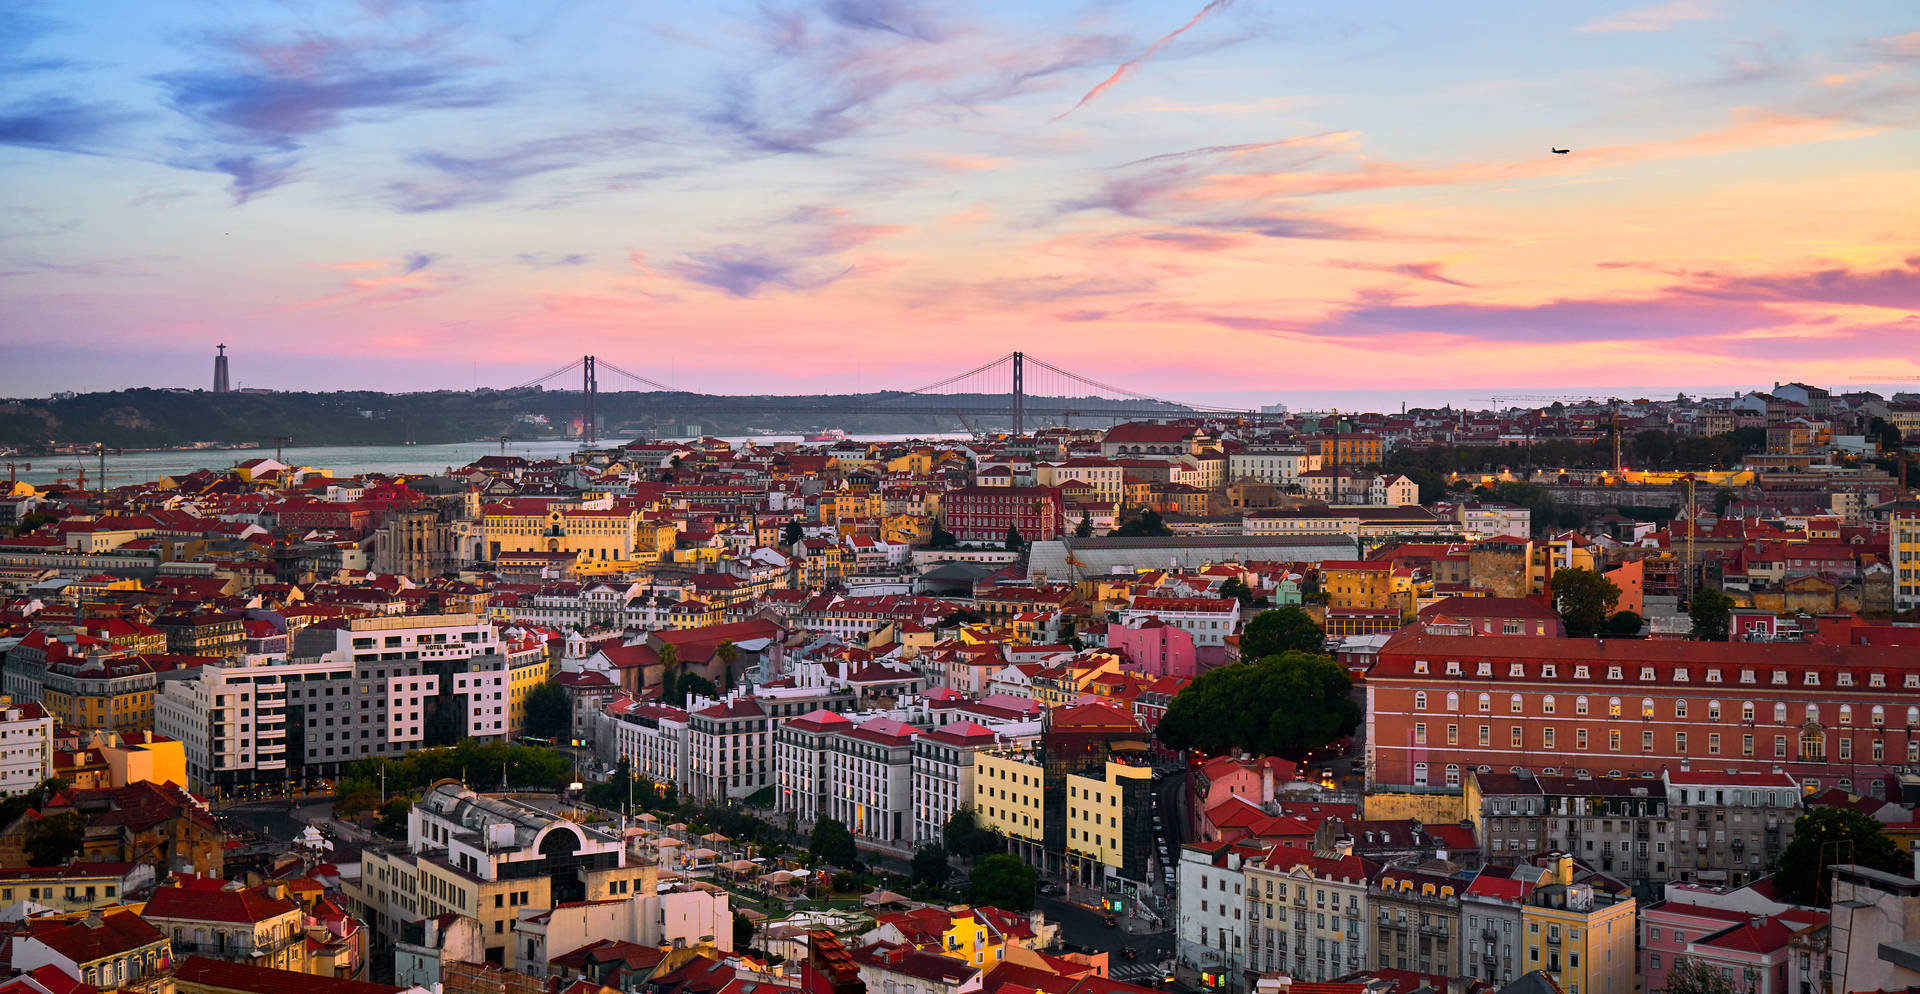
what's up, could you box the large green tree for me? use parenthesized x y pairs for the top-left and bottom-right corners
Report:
(809, 817), (859, 868)
(942, 807), (1001, 857)
(24, 812), (85, 866)
(1112, 509), (1173, 537)
(968, 854), (1037, 912)
(911, 845), (953, 891)
(1155, 651), (1360, 757)
(1775, 807), (1908, 904)
(1239, 606), (1325, 658)
(1689, 589), (1735, 642)
(523, 680), (574, 740)
(1549, 567), (1620, 636)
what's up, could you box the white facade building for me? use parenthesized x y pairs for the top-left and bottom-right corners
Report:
(0, 700), (53, 796)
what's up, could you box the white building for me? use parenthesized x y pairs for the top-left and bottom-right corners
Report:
(1119, 596), (1240, 647)
(1228, 447), (1321, 488)
(827, 717), (920, 849)
(600, 700), (691, 790)
(774, 709), (854, 829)
(911, 720), (1011, 848)
(686, 695), (771, 802)
(1177, 843), (1252, 984)
(0, 700), (53, 796)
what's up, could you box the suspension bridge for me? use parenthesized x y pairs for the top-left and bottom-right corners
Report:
(509, 352), (1252, 443)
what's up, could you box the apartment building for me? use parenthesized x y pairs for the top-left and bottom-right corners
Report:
(1663, 769), (1801, 886)
(774, 709), (854, 829)
(1370, 864), (1462, 975)
(1893, 501), (1920, 611)
(1245, 849), (1376, 982)
(911, 720), (1012, 849)
(348, 782), (656, 972)
(159, 614), (539, 792)
(41, 655), (158, 737)
(828, 717), (920, 848)
(1228, 447), (1320, 489)
(686, 695), (771, 802)
(0, 699), (53, 795)
(1469, 773), (1673, 884)
(599, 700), (690, 790)
(481, 498), (645, 563)
(1519, 856), (1638, 994)
(1177, 842), (1254, 985)
(1118, 596), (1240, 647)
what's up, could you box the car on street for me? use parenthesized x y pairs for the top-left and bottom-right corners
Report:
(1039, 882), (1062, 895)
(1103, 915), (1118, 928)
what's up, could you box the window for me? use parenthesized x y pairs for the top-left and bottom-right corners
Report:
(1676, 732), (1688, 753)
(1447, 692), (1459, 711)
(1415, 723), (1427, 745)
(1480, 725), (1491, 746)
(1577, 729), (1588, 749)
(1512, 727), (1524, 748)
(1675, 700), (1688, 719)
(1609, 730), (1621, 751)
(1544, 695), (1556, 714)
(1479, 694), (1491, 713)
(1415, 692), (1428, 711)
(1576, 696), (1589, 716)
(1414, 763), (1428, 787)
(1448, 724), (1459, 745)
(1511, 694), (1524, 714)
(1608, 697), (1622, 717)
(1642, 698), (1655, 719)
(1544, 727), (1556, 749)
(1446, 764), (1461, 787)
(1643, 730), (1655, 752)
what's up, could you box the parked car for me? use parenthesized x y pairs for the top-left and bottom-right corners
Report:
(1039, 882), (1062, 895)
(1103, 915), (1118, 928)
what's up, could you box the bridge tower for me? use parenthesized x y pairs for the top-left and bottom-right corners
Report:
(1011, 351), (1024, 436)
(582, 355), (598, 444)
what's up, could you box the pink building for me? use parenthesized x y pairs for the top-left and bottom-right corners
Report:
(1642, 903), (1827, 994)
(1106, 617), (1197, 678)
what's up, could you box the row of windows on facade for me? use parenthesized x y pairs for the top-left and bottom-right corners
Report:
(1410, 723), (1889, 763)
(1411, 658), (1917, 688)
(1414, 690), (1918, 725)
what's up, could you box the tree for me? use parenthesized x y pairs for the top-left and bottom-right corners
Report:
(783, 522), (806, 547)
(1112, 509), (1172, 537)
(1004, 525), (1025, 552)
(1712, 488), (1738, 516)
(1219, 577), (1253, 605)
(1775, 807), (1908, 904)
(809, 817), (859, 868)
(928, 524), (958, 549)
(1664, 957), (1740, 994)
(1155, 651), (1361, 757)
(672, 674), (717, 707)
(733, 911), (756, 951)
(911, 844), (953, 891)
(1074, 513), (1093, 538)
(716, 641), (740, 682)
(1239, 607), (1325, 657)
(1689, 589), (1735, 642)
(24, 811), (85, 866)
(968, 854), (1037, 912)
(1603, 610), (1644, 635)
(943, 807), (1001, 857)
(375, 796), (413, 839)
(1549, 567), (1620, 636)
(524, 680), (574, 741)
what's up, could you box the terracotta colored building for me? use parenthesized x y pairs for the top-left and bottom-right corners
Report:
(1367, 633), (1920, 796)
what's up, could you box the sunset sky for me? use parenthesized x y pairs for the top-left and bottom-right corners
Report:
(2, 0), (1917, 408)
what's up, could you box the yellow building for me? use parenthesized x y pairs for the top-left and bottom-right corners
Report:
(43, 657), (157, 736)
(481, 499), (644, 563)
(505, 639), (554, 736)
(972, 747), (1046, 847)
(1520, 856), (1638, 994)
(1893, 503), (1920, 613)
(885, 449), (935, 476)
(1530, 535), (1601, 594)
(1063, 760), (1151, 878)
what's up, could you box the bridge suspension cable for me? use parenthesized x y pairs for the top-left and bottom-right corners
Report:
(597, 360), (678, 393)
(899, 352), (1019, 395)
(511, 357), (584, 391)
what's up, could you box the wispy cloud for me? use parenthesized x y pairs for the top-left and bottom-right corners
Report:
(1055, 0), (1238, 120)
(154, 27), (495, 202)
(402, 252), (439, 274)
(1331, 259), (1474, 286)
(668, 204), (907, 298)
(387, 128), (657, 212)
(1580, 1), (1717, 33)
(0, 95), (136, 155)
(518, 252), (591, 268)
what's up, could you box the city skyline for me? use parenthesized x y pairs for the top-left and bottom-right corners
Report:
(3, 0), (1918, 396)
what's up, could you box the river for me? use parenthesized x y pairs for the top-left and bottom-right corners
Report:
(18, 433), (968, 487)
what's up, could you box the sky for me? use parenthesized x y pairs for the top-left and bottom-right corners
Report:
(1, 0), (1917, 410)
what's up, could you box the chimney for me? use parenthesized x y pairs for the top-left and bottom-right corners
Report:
(1261, 763), (1276, 803)
(1555, 853), (1574, 887)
